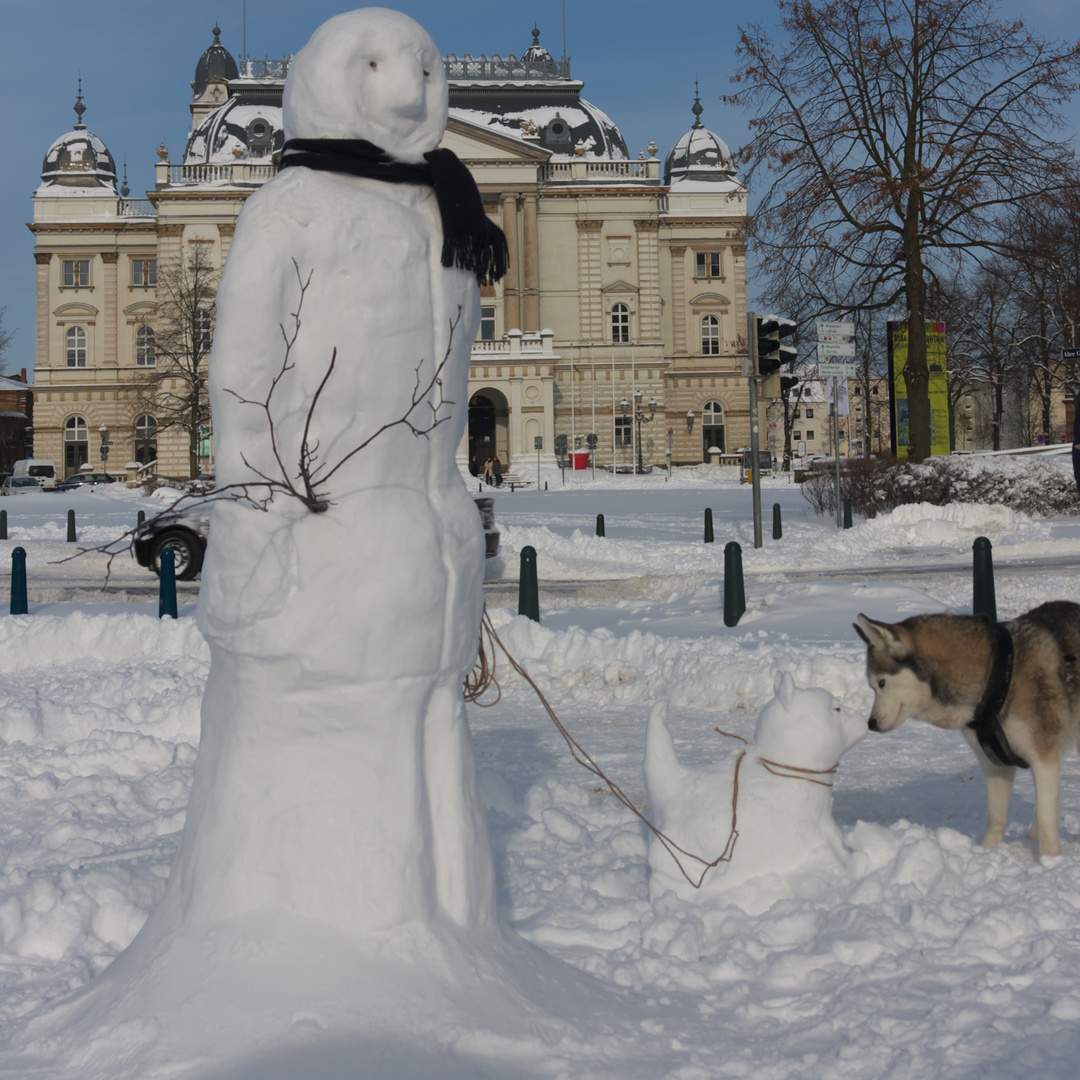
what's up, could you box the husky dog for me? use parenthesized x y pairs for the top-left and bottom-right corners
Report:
(854, 602), (1080, 858)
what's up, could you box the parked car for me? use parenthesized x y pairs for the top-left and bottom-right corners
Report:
(12, 459), (56, 490)
(55, 472), (115, 492)
(133, 495), (500, 581)
(1, 476), (46, 496)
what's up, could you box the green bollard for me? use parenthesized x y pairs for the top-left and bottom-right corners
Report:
(973, 536), (997, 623)
(10, 547), (28, 616)
(772, 503), (782, 540)
(159, 546), (178, 620)
(723, 541), (746, 627)
(596, 513), (605, 537)
(843, 498), (853, 530)
(704, 507), (714, 544)
(518, 545), (540, 622)
(66, 509), (76, 543)
(0, 509), (6, 541)
(138, 510), (146, 527)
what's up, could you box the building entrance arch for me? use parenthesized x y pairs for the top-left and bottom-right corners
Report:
(468, 388), (510, 472)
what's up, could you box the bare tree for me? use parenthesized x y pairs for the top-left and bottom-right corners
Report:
(131, 245), (219, 478)
(729, 0), (1080, 460)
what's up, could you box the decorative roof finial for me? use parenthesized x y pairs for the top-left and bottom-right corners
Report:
(213, 24), (222, 43)
(532, 25), (541, 46)
(73, 75), (87, 130)
(692, 81), (704, 130)
(121, 160), (130, 198)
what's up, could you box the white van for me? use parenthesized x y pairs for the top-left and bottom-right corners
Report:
(13, 459), (57, 490)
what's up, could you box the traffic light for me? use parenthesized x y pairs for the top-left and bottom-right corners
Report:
(756, 315), (797, 397)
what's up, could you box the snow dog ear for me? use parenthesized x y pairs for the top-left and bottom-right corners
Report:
(773, 671), (796, 710)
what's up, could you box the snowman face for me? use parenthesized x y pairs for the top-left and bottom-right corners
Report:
(284, 8), (449, 161)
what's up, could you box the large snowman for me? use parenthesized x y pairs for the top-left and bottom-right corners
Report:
(168, 7), (502, 936)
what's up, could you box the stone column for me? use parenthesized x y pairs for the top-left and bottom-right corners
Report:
(217, 222), (236, 265)
(634, 220), (661, 341)
(522, 194), (540, 332)
(669, 245), (687, 355)
(501, 194), (520, 331)
(100, 252), (119, 367)
(576, 219), (603, 343)
(34, 253), (52, 369)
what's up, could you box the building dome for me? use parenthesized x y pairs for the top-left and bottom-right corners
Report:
(185, 97), (283, 164)
(39, 91), (118, 192)
(522, 26), (554, 65)
(193, 25), (239, 98)
(664, 93), (735, 185)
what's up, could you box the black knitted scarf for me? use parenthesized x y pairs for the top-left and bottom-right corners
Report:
(280, 138), (508, 286)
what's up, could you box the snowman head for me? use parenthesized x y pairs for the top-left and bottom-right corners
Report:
(752, 672), (865, 772)
(284, 8), (448, 162)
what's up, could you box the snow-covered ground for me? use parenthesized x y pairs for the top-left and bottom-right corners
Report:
(2, 466), (1080, 1078)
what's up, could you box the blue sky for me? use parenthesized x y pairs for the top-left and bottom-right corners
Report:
(2, 0), (1078, 375)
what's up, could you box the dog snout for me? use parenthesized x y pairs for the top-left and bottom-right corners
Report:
(868, 717), (880, 732)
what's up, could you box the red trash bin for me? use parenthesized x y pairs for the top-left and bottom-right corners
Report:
(570, 450), (590, 470)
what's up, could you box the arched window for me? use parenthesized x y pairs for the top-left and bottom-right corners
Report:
(136, 325), (156, 366)
(66, 326), (87, 367)
(700, 315), (720, 356)
(134, 415), (158, 464)
(702, 399), (725, 458)
(64, 415), (89, 476)
(611, 303), (630, 344)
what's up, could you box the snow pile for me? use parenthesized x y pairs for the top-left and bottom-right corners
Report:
(645, 674), (866, 913)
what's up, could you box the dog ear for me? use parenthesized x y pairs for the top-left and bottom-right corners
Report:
(854, 614), (910, 658)
(773, 671), (796, 710)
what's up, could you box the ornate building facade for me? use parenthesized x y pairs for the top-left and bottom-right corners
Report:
(29, 28), (751, 480)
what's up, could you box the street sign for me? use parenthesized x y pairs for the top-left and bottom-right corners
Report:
(585, 432), (598, 448)
(818, 362), (857, 377)
(1063, 348), (1080, 360)
(816, 320), (853, 338)
(817, 340), (855, 358)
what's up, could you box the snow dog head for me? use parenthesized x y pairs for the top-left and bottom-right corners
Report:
(645, 673), (865, 913)
(283, 8), (449, 162)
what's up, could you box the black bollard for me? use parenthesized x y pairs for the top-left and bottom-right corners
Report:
(972, 536), (997, 623)
(159, 546), (178, 620)
(544, 481), (548, 492)
(137, 510), (146, 527)
(66, 509), (76, 543)
(9, 547), (28, 616)
(478, 483), (482, 493)
(0, 509), (6, 541)
(772, 503), (782, 540)
(723, 541), (746, 627)
(518, 545), (540, 622)
(596, 513), (605, 537)
(704, 507), (714, 544)
(843, 498), (853, 530)
(510, 483), (515, 492)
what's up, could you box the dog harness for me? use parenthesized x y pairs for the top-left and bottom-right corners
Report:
(967, 622), (1029, 769)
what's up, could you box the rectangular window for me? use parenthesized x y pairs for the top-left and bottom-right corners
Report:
(805, 408), (814, 419)
(132, 258), (157, 286)
(793, 409), (801, 419)
(479, 305), (496, 341)
(195, 309), (213, 352)
(806, 430), (815, 440)
(62, 260), (91, 287)
(793, 430), (802, 441)
(615, 417), (633, 447)
(695, 252), (721, 279)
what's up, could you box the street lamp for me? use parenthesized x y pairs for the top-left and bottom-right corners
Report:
(629, 390), (657, 474)
(99, 424), (111, 472)
(619, 399), (630, 472)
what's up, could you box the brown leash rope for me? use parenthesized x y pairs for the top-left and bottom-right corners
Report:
(465, 608), (838, 888)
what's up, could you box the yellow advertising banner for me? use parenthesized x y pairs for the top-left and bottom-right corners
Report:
(888, 321), (950, 457)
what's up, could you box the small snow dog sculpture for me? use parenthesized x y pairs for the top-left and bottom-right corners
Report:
(855, 602), (1080, 858)
(645, 673), (865, 908)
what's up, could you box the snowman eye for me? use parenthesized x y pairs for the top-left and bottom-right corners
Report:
(877, 678), (886, 689)
(423, 70), (430, 77)
(369, 61), (377, 69)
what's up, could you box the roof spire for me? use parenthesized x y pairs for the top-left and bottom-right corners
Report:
(121, 159), (130, 198)
(213, 24), (222, 43)
(692, 81), (703, 130)
(532, 25), (541, 47)
(73, 75), (86, 130)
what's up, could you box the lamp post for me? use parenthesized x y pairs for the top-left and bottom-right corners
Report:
(619, 398), (630, 473)
(630, 389), (657, 474)
(99, 423), (111, 473)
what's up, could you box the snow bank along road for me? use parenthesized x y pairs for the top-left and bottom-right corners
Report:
(3, 476), (1080, 1077)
